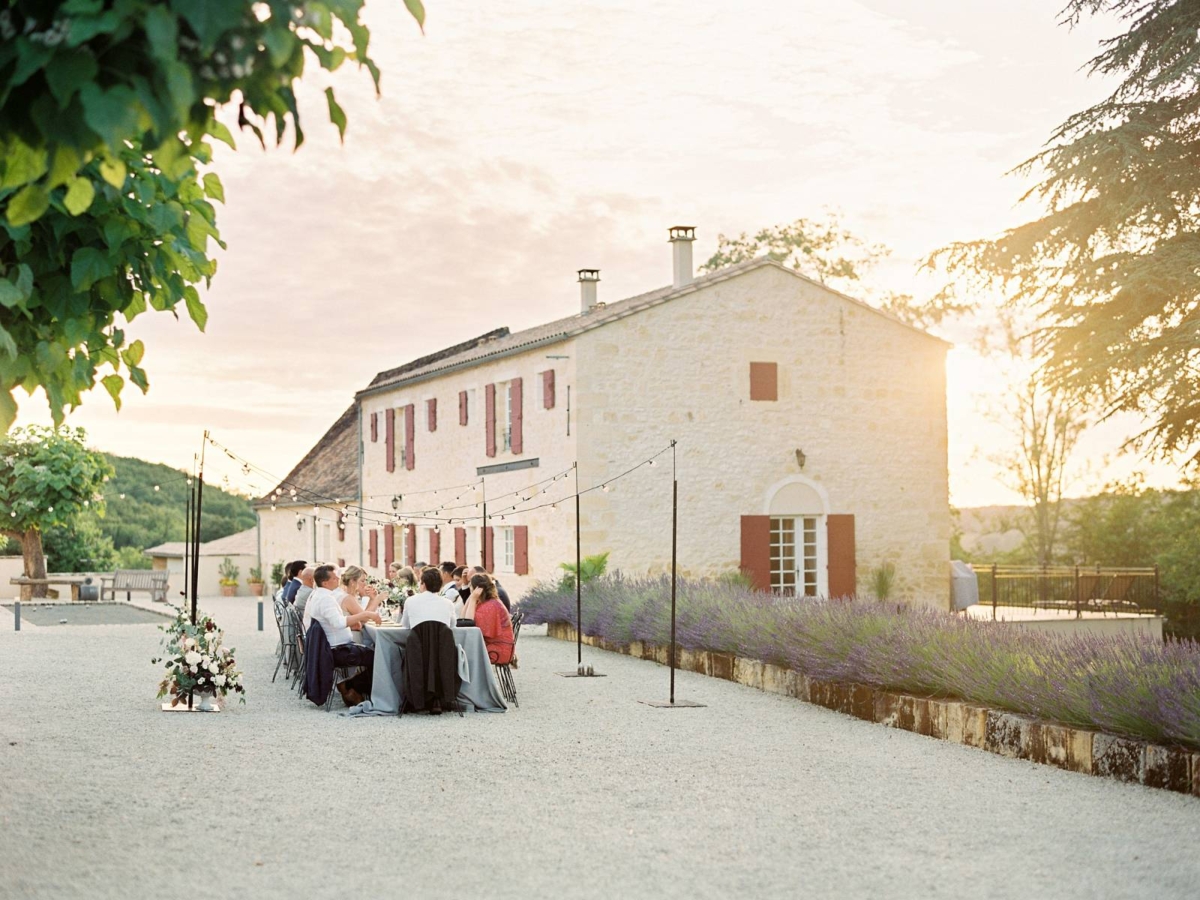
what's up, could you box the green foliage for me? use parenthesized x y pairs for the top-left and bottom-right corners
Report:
(701, 213), (969, 328)
(1, 147), (221, 429)
(113, 544), (151, 570)
(218, 555), (239, 584)
(41, 512), (115, 572)
(99, 453), (255, 549)
(714, 569), (755, 590)
(0, 1), (422, 208)
(559, 551), (610, 590)
(0, 424), (111, 535)
(932, 2), (1200, 468)
(270, 560), (285, 588)
(869, 561), (897, 601)
(0, 0), (423, 427)
(247, 564), (262, 583)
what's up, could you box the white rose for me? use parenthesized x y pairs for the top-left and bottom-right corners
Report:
(184, 651), (201, 666)
(213, 675), (227, 686)
(208, 661), (219, 673)
(189, 665), (198, 674)
(220, 647), (230, 656)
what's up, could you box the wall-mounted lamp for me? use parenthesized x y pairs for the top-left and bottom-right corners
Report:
(795, 448), (806, 470)
(295, 518), (304, 531)
(391, 495), (401, 510)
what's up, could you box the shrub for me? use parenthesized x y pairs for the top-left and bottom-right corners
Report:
(558, 551), (610, 590)
(521, 576), (1200, 750)
(869, 561), (897, 601)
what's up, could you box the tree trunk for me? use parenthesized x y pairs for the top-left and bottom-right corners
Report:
(22, 529), (47, 600)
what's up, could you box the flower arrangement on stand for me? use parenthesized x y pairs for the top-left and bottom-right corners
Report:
(152, 606), (246, 710)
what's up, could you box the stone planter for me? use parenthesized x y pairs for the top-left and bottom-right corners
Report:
(545, 622), (1200, 797)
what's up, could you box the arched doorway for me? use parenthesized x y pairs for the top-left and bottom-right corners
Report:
(764, 477), (830, 598)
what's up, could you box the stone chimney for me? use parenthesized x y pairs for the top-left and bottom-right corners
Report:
(669, 226), (696, 288)
(578, 269), (600, 313)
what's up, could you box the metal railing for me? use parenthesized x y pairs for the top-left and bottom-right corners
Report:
(978, 564), (1160, 618)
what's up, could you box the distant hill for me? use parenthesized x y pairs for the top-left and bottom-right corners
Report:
(99, 454), (257, 549)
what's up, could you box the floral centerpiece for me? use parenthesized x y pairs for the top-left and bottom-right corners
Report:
(366, 574), (410, 615)
(152, 606), (246, 709)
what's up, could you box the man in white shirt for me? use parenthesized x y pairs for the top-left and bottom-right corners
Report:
(304, 565), (380, 705)
(400, 567), (457, 629)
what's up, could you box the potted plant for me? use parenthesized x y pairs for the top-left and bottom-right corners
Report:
(152, 606), (246, 710)
(218, 557), (239, 597)
(271, 561), (285, 591)
(247, 565), (264, 597)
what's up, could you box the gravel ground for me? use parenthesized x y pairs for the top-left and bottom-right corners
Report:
(1, 596), (1198, 900)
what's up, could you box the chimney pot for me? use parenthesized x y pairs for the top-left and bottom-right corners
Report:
(578, 269), (600, 313)
(669, 226), (696, 288)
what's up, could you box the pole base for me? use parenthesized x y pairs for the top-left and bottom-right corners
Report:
(556, 672), (608, 678)
(638, 699), (706, 708)
(161, 701), (221, 712)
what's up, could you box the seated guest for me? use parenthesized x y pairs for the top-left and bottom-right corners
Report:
(304, 565), (379, 705)
(473, 565), (512, 611)
(452, 566), (471, 611)
(282, 559), (307, 604)
(399, 567), (456, 629)
(337, 565), (381, 631)
(439, 561), (462, 612)
(465, 573), (515, 665)
(293, 567), (316, 617)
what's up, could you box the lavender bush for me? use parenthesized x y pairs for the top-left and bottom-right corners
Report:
(521, 576), (1200, 750)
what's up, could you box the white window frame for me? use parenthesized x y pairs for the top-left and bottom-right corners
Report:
(770, 515), (827, 598)
(499, 525), (516, 572)
(498, 381), (513, 453)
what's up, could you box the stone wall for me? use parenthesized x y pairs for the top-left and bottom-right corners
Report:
(575, 264), (951, 606)
(257, 504), (362, 583)
(547, 622), (1200, 797)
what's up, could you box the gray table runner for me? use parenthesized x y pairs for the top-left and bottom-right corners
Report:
(343, 624), (507, 716)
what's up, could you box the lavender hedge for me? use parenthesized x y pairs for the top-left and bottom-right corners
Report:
(521, 576), (1200, 751)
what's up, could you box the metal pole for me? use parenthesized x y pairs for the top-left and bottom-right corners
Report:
(480, 477), (487, 569)
(189, 435), (207, 712)
(575, 462), (582, 666)
(1154, 564), (1160, 614)
(183, 473), (192, 605)
(257, 600), (264, 632)
(13, 600), (19, 631)
(991, 564), (997, 621)
(670, 452), (678, 706)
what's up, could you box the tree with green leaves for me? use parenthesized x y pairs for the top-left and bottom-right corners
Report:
(0, 424), (112, 596)
(0, 0), (425, 429)
(933, 1), (1200, 468)
(701, 213), (969, 328)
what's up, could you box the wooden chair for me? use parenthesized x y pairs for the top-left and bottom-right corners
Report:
(492, 610), (523, 708)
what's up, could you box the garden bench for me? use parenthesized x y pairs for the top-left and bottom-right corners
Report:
(100, 569), (169, 603)
(10, 576), (87, 603)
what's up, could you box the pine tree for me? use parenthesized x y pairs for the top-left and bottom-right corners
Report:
(936, 1), (1200, 465)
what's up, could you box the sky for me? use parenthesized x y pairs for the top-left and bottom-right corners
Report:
(14, 0), (1190, 507)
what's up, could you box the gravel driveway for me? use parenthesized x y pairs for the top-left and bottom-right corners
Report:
(1, 597), (1197, 900)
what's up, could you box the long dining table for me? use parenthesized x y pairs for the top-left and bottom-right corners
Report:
(343, 622), (507, 716)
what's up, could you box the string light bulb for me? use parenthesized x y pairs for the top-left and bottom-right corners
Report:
(154, 484), (160, 491)
(602, 484), (610, 493)
(648, 459), (656, 467)
(551, 503), (558, 512)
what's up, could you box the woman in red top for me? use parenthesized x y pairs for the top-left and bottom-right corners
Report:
(465, 573), (515, 665)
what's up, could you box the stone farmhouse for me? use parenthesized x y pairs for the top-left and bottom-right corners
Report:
(256, 227), (951, 606)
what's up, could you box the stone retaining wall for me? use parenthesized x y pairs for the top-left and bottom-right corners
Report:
(547, 621), (1200, 797)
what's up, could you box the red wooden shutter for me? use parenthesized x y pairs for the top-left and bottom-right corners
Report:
(483, 526), (495, 572)
(827, 514), (857, 599)
(427, 398), (437, 432)
(337, 557), (345, 568)
(749, 362), (778, 401)
(338, 511), (345, 542)
(385, 408), (395, 473)
(430, 528), (441, 563)
(454, 527), (466, 566)
(485, 383), (497, 458)
(513, 525), (529, 575)
(459, 390), (468, 426)
(369, 528), (379, 568)
(383, 524), (394, 568)
(370, 412), (378, 442)
(405, 525), (416, 566)
(542, 370), (555, 409)
(740, 515), (772, 592)
(510, 378), (523, 454)
(404, 403), (415, 470)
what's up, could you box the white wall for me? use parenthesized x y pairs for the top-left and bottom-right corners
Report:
(360, 342), (580, 597)
(258, 504), (363, 590)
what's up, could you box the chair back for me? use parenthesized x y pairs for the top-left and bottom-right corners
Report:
(510, 609), (524, 645)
